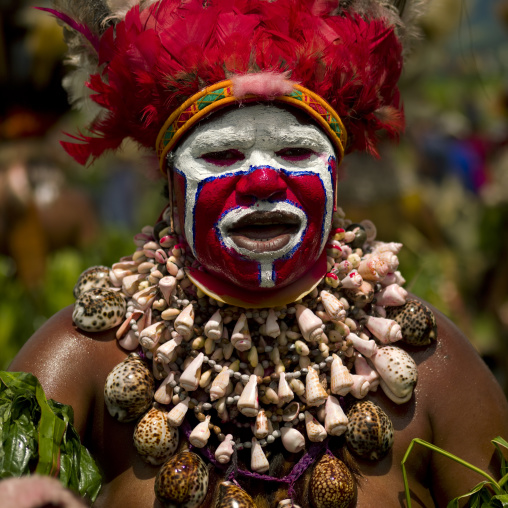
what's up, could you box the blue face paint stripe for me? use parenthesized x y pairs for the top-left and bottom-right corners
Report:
(280, 167), (328, 247)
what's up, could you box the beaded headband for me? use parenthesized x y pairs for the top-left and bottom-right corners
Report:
(155, 80), (347, 174)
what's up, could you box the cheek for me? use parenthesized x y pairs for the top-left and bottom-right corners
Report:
(285, 173), (328, 229)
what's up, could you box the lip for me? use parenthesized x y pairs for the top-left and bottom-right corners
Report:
(226, 210), (301, 253)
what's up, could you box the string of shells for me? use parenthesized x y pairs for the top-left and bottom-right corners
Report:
(72, 207), (437, 508)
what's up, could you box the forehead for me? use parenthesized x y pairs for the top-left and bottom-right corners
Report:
(174, 104), (334, 154)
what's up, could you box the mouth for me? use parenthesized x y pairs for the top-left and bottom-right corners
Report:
(227, 210), (302, 253)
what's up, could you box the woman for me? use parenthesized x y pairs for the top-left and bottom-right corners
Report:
(9, 1), (508, 506)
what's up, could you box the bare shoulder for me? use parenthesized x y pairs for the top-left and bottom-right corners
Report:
(8, 305), (127, 433)
(408, 299), (508, 503)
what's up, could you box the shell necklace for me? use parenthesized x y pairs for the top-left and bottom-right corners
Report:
(72, 207), (437, 508)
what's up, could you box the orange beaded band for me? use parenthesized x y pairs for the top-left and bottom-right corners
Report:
(155, 79), (347, 174)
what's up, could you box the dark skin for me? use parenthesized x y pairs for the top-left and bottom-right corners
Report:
(9, 296), (508, 507)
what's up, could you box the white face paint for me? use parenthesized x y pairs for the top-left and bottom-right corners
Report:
(173, 104), (337, 290)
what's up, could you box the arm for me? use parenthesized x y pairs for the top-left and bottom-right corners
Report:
(417, 309), (508, 505)
(8, 305), (126, 442)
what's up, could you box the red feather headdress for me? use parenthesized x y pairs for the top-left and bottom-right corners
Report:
(44, 0), (418, 166)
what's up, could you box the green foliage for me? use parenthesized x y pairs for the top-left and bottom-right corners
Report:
(0, 371), (102, 501)
(402, 437), (508, 507)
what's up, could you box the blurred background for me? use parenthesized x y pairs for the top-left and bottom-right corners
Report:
(1, 0), (507, 395)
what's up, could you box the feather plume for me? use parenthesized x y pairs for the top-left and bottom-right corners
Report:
(47, 0), (429, 164)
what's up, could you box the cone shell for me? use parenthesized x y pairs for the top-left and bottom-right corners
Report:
(265, 308), (281, 338)
(167, 397), (190, 427)
(73, 265), (111, 298)
(305, 367), (328, 407)
(73, 288), (126, 332)
(254, 409), (270, 438)
(216, 481), (256, 508)
(346, 400), (394, 460)
(237, 375), (259, 417)
(154, 452), (208, 508)
(189, 416), (211, 448)
(324, 395), (348, 437)
(370, 346), (417, 404)
(251, 437), (270, 472)
(278, 372), (294, 404)
(159, 276), (177, 305)
(155, 372), (175, 405)
(305, 411), (328, 442)
(296, 305), (324, 341)
(231, 313), (252, 352)
(133, 407), (179, 465)
(210, 366), (231, 401)
(281, 427), (305, 453)
(310, 454), (357, 508)
(385, 299), (437, 346)
(204, 309), (223, 340)
(320, 290), (346, 322)
(104, 353), (154, 422)
(330, 356), (354, 396)
(179, 352), (204, 392)
(374, 283), (407, 307)
(174, 304), (195, 340)
(365, 316), (402, 344)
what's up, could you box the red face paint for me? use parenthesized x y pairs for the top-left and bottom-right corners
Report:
(172, 105), (337, 294)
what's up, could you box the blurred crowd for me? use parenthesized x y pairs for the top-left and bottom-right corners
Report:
(1, 0), (508, 396)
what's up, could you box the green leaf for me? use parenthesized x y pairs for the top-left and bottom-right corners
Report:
(447, 482), (490, 508)
(0, 371), (102, 502)
(493, 437), (508, 477)
(490, 494), (508, 507)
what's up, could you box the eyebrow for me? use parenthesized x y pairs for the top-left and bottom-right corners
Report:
(191, 128), (255, 154)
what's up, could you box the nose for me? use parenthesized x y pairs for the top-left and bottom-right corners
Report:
(236, 166), (287, 201)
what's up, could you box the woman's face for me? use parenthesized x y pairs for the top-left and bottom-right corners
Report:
(173, 104), (337, 292)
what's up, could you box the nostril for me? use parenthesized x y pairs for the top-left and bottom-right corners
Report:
(236, 167), (287, 200)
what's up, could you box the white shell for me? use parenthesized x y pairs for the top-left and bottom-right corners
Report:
(237, 375), (259, 417)
(167, 397), (190, 427)
(281, 427), (305, 453)
(295, 305), (323, 341)
(231, 313), (252, 352)
(215, 434), (235, 464)
(139, 321), (165, 349)
(347, 333), (377, 357)
(157, 336), (183, 364)
(189, 415), (211, 448)
(330, 355), (353, 396)
(282, 402), (300, 422)
(174, 303), (195, 340)
(350, 374), (370, 399)
(179, 352), (204, 392)
(210, 366), (231, 401)
(204, 309), (223, 340)
(122, 273), (145, 295)
(357, 257), (388, 282)
(154, 372), (175, 405)
(374, 283), (407, 306)
(253, 409), (270, 438)
(305, 367), (328, 407)
(158, 276), (177, 305)
(320, 290), (346, 322)
(277, 372), (294, 405)
(354, 355), (379, 391)
(370, 346), (418, 404)
(365, 316), (402, 344)
(324, 395), (348, 436)
(132, 285), (158, 311)
(265, 308), (280, 338)
(251, 437), (270, 473)
(305, 411), (327, 442)
(340, 270), (363, 289)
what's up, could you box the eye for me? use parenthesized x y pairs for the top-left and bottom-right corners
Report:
(276, 147), (315, 161)
(201, 149), (245, 166)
